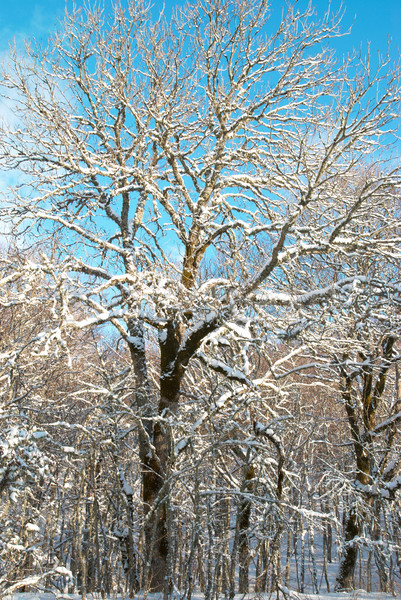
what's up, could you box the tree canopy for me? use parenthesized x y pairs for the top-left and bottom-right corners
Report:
(0, 0), (401, 595)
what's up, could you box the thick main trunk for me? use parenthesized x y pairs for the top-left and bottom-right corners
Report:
(142, 322), (184, 592)
(127, 321), (167, 591)
(132, 309), (218, 591)
(142, 419), (172, 592)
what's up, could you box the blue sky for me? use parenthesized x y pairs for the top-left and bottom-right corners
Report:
(0, 0), (400, 61)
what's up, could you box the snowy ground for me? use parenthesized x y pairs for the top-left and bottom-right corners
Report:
(3, 592), (401, 600)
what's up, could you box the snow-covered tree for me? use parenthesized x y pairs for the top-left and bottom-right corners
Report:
(1, 0), (400, 591)
(0, 247), (120, 595)
(281, 209), (401, 591)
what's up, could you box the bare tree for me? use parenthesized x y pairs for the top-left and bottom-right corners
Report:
(284, 225), (401, 591)
(1, 0), (400, 591)
(330, 285), (401, 591)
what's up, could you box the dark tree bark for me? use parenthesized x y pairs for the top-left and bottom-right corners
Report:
(335, 507), (360, 591)
(238, 461), (255, 594)
(134, 312), (220, 591)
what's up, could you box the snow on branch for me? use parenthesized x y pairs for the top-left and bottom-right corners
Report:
(197, 352), (253, 386)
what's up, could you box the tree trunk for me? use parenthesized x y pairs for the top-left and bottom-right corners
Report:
(238, 462), (255, 593)
(142, 419), (171, 592)
(141, 320), (184, 592)
(130, 305), (218, 591)
(335, 507), (359, 591)
(127, 320), (166, 592)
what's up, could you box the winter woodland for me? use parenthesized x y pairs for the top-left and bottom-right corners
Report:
(0, 0), (401, 597)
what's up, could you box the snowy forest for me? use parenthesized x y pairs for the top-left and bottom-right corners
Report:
(0, 0), (401, 597)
